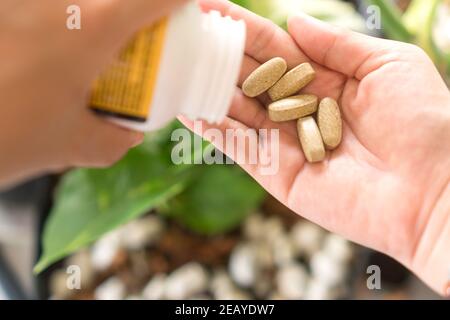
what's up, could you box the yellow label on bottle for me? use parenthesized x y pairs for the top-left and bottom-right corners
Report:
(90, 19), (168, 121)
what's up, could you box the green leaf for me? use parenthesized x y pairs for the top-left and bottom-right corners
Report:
(230, 0), (250, 8)
(160, 164), (265, 235)
(365, 0), (413, 42)
(34, 126), (194, 273)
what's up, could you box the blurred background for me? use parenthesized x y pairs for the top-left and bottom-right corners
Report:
(0, 0), (448, 300)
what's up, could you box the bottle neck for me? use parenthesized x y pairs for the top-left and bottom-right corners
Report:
(181, 10), (246, 124)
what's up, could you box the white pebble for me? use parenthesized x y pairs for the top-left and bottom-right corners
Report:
(142, 274), (167, 300)
(49, 270), (73, 299)
(271, 234), (295, 267)
(90, 230), (122, 271)
(243, 215), (285, 245)
(290, 221), (324, 257)
(254, 242), (274, 268)
(276, 263), (308, 299)
(65, 249), (95, 289)
(310, 251), (347, 287)
(211, 270), (250, 300)
(120, 215), (164, 250)
(305, 278), (337, 300)
(165, 263), (209, 299)
(210, 270), (233, 297)
(264, 217), (285, 243)
(242, 213), (266, 240)
(94, 277), (126, 300)
(252, 243), (274, 297)
(322, 234), (353, 263)
(229, 243), (258, 288)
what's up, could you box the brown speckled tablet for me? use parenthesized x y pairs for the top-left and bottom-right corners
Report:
(317, 97), (342, 149)
(268, 94), (318, 122)
(297, 116), (326, 163)
(268, 63), (315, 101)
(242, 57), (287, 98)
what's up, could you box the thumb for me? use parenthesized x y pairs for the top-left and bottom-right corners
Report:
(287, 12), (395, 80)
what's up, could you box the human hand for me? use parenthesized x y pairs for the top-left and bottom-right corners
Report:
(180, 0), (450, 294)
(0, 0), (187, 188)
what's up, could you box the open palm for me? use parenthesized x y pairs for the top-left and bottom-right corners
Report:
(181, 0), (450, 293)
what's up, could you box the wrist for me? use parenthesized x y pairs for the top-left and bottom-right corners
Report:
(409, 101), (450, 295)
(411, 179), (450, 296)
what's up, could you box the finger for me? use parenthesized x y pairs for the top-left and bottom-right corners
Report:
(68, 111), (144, 168)
(238, 55), (260, 86)
(199, 0), (307, 67)
(287, 13), (395, 80)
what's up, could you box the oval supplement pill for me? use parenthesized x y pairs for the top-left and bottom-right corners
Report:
(268, 94), (318, 122)
(297, 116), (326, 163)
(268, 63), (316, 101)
(242, 57), (287, 98)
(317, 97), (342, 149)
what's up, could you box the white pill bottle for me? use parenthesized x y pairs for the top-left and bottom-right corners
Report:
(90, 1), (246, 131)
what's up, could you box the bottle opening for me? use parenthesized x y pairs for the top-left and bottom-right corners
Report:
(181, 10), (246, 124)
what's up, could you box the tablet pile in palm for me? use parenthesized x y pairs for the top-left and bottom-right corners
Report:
(242, 57), (343, 163)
